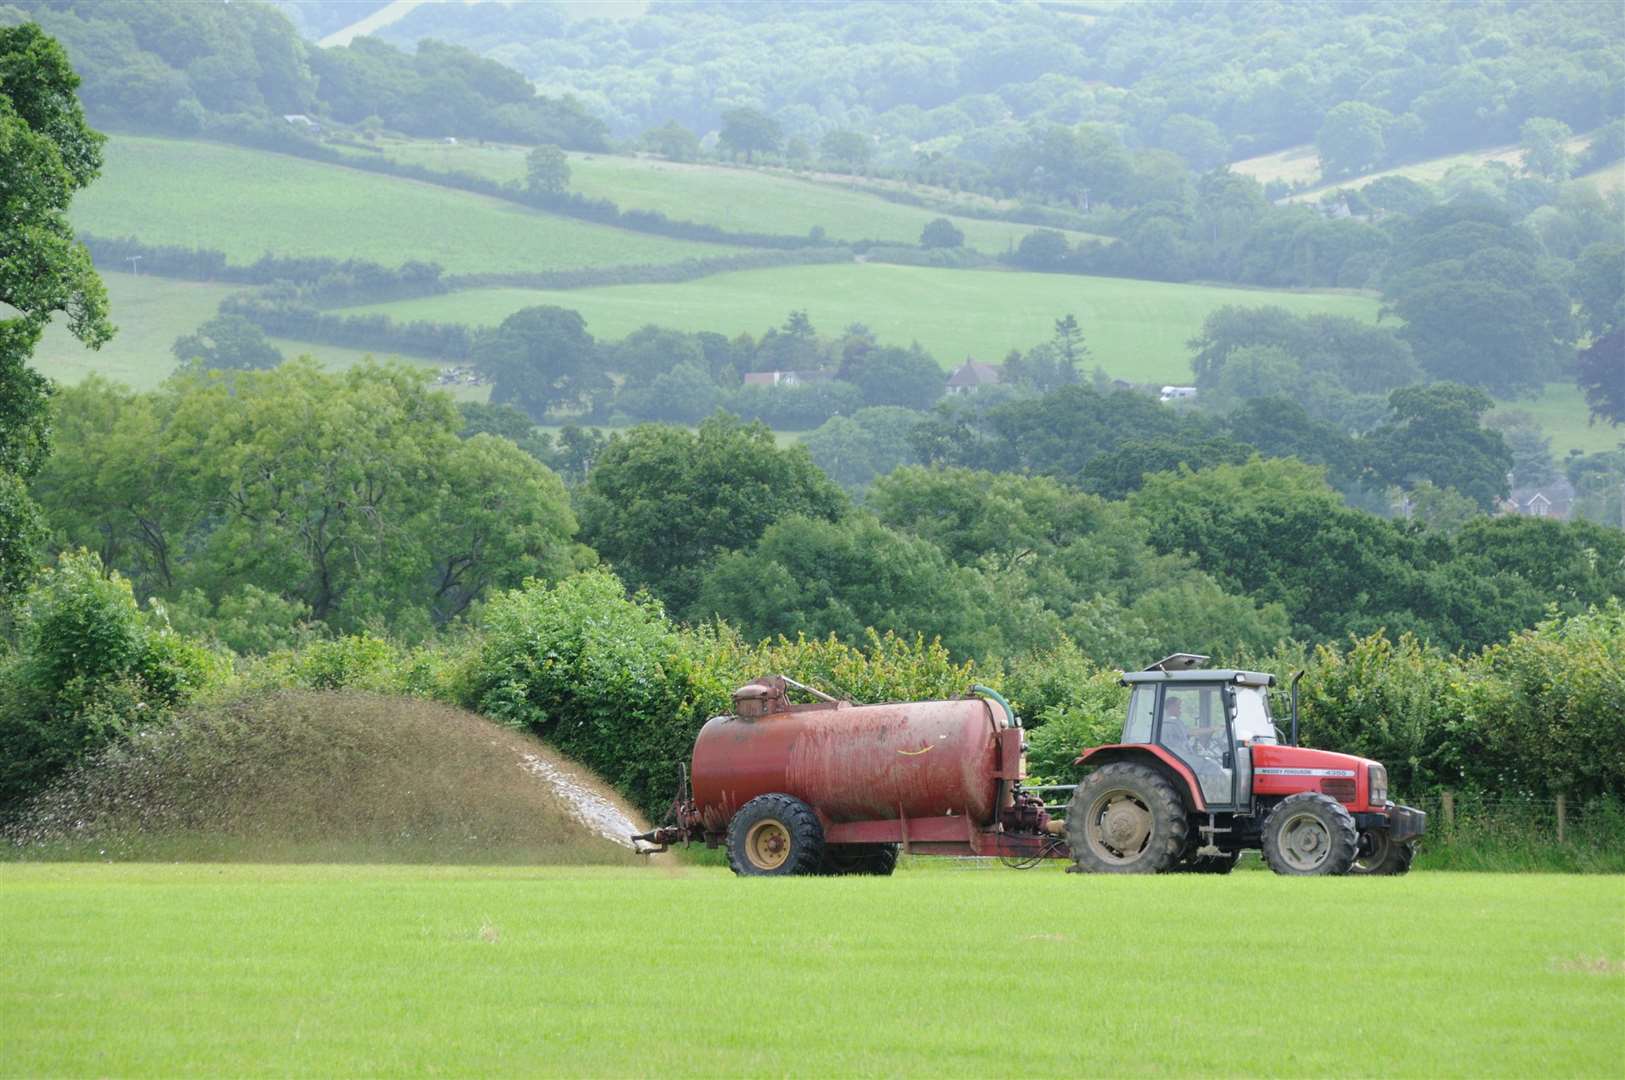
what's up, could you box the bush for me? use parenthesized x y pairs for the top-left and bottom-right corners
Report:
(461, 571), (706, 817)
(0, 552), (225, 811)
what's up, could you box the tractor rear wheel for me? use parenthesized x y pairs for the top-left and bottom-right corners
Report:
(1352, 829), (1415, 876)
(819, 844), (899, 876)
(727, 793), (826, 877)
(1261, 793), (1359, 876)
(1067, 762), (1189, 874)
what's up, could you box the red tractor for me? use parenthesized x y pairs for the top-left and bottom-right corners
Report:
(1068, 654), (1425, 875)
(633, 656), (1425, 877)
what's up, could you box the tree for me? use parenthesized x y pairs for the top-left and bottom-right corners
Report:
(1573, 243), (1624, 338)
(799, 407), (923, 493)
(474, 305), (606, 420)
(1362, 384), (1513, 511)
(642, 120), (699, 162)
(575, 414), (848, 611)
(819, 129), (870, 170)
(1316, 102), (1391, 178)
(840, 343), (943, 410)
(1159, 113), (1228, 171)
(1519, 117), (1574, 180)
(719, 106), (780, 163)
(690, 513), (991, 658)
(1012, 229), (1070, 270)
(526, 143), (570, 194)
(0, 23), (113, 601)
(171, 314), (282, 370)
(1576, 328), (1625, 426)
(920, 217), (964, 249)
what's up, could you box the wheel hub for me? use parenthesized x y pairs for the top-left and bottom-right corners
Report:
(1280, 812), (1332, 871)
(1089, 791), (1152, 861)
(745, 820), (791, 870)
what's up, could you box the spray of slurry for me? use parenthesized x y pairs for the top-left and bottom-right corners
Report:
(519, 754), (643, 850)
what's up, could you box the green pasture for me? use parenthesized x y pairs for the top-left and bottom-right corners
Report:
(71, 137), (739, 275)
(335, 265), (1375, 382)
(1, 864), (1618, 1077)
(367, 139), (1104, 252)
(30, 272), (486, 398)
(1491, 382), (1625, 458)
(341, 263), (1382, 383)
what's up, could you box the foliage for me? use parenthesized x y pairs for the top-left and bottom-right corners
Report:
(31, 363), (581, 636)
(1, 22), (110, 602)
(171, 314), (282, 371)
(474, 305), (606, 420)
(1362, 384), (1513, 511)
(0, 551), (223, 810)
(525, 144), (569, 195)
(1575, 329), (1624, 426)
(919, 217), (964, 249)
(575, 415), (848, 613)
(799, 406), (923, 493)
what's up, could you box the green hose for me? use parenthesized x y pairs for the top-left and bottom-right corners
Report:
(971, 684), (1019, 728)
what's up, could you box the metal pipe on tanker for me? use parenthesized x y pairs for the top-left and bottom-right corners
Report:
(971, 685), (1018, 728)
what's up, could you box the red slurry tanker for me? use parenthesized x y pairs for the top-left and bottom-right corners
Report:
(633, 655), (1426, 877)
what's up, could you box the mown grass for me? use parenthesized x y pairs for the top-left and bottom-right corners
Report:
(1491, 382), (1625, 458)
(340, 263), (1384, 383)
(71, 137), (740, 274)
(1, 864), (1618, 1077)
(367, 138), (1105, 252)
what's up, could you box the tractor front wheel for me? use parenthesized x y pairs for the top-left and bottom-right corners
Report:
(1261, 793), (1359, 876)
(727, 793), (826, 876)
(1352, 829), (1415, 875)
(1067, 762), (1189, 874)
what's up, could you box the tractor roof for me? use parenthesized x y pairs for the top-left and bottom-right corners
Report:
(1121, 669), (1276, 687)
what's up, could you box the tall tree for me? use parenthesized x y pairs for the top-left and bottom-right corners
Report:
(576, 415), (847, 611)
(718, 106), (780, 163)
(474, 305), (606, 420)
(0, 23), (113, 601)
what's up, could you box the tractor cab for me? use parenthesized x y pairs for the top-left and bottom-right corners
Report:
(1067, 654), (1427, 876)
(1117, 653), (1277, 811)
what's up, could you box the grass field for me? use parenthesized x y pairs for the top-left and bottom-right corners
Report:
(30, 272), (488, 399)
(1232, 133), (1600, 199)
(1, 864), (1618, 1076)
(71, 137), (739, 275)
(339, 264), (1384, 383)
(1492, 382), (1625, 458)
(364, 139), (1105, 253)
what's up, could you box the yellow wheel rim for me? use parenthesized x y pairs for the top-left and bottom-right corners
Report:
(745, 819), (792, 870)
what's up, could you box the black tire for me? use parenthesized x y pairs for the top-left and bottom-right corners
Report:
(726, 793), (826, 876)
(1067, 762), (1189, 874)
(1261, 793), (1359, 876)
(1352, 829), (1416, 876)
(819, 843), (899, 876)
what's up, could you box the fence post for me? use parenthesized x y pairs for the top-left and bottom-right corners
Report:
(1556, 794), (1567, 845)
(1441, 790), (1455, 833)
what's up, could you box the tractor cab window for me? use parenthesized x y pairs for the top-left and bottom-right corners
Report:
(1233, 686), (1277, 743)
(1123, 688), (1155, 743)
(1157, 684), (1234, 805)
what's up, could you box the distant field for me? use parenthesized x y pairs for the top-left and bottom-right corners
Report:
(1233, 133), (1598, 198)
(71, 137), (739, 274)
(367, 139), (1104, 252)
(1492, 382), (1624, 458)
(339, 264), (1384, 383)
(2, 864), (1619, 1076)
(30, 272), (483, 398)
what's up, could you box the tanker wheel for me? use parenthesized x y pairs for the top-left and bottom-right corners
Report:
(1066, 762), (1188, 874)
(1261, 793), (1358, 876)
(1351, 829), (1415, 876)
(726, 793), (825, 877)
(819, 844), (900, 876)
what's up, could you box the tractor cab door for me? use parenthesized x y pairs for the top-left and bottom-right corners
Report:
(1155, 684), (1236, 807)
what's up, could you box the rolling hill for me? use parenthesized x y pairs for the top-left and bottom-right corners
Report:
(357, 137), (1105, 252)
(71, 136), (740, 274)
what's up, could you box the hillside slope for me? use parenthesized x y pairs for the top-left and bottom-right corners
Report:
(71, 137), (740, 274)
(5, 692), (651, 864)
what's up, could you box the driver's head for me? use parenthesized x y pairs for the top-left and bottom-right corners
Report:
(1165, 697), (1183, 720)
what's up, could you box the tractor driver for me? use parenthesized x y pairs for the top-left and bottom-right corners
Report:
(1161, 691), (1230, 801)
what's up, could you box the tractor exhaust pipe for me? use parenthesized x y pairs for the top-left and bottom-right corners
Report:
(1289, 669), (1305, 746)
